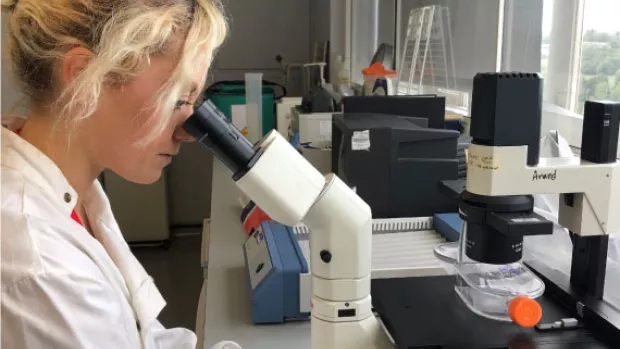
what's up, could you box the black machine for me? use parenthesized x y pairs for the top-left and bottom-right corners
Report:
(332, 112), (461, 218)
(342, 95), (447, 130)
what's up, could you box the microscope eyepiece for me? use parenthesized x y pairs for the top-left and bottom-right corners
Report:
(183, 99), (257, 175)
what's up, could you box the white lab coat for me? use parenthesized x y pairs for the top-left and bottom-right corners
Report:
(0, 123), (198, 349)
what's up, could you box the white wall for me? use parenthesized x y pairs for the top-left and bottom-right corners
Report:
(210, 0), (312, 96)
(501, 0), (544, 72)
(351, 1), (378, 83)
(349, 0), (397, 83)
(310, 0), (331, 49)
(378, 1), (396, 47)
(330, 0), (348, 84)
(310, 0), (331, 81)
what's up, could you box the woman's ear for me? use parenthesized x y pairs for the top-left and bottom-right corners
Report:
(61, 47), (94, 86)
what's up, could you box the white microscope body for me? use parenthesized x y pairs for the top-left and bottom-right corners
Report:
(184, 99), (392, 349)
(235, 131), (392, 349)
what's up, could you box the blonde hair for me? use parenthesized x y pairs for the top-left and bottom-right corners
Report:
(3, 0), (227, 143)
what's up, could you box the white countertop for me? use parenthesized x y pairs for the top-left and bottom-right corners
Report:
(202, 159), (311, 349)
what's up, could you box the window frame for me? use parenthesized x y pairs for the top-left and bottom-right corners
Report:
(348, 0), (398, 86)
(536, 0), (585, 112)
(498, 0), (589, 151)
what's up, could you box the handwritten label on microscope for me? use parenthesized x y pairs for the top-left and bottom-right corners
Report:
(532, 169), (557, 181)
(467, 154), (499, 171)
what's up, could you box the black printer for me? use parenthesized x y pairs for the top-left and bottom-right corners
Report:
(332, 112), (461, 218)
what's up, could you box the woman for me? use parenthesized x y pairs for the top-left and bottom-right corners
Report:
(1, 0), (235, 348)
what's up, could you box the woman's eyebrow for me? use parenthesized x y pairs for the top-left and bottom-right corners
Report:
(190, 83), (199, 95)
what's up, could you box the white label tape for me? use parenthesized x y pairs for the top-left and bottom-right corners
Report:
(352, 130), (371, 151)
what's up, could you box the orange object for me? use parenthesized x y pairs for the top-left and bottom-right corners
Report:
(361, 62), (397, 77)
(508, 296), (542, 328)
(243, 205), (272, 236)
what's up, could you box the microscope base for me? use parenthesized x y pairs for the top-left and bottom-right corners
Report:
(372, 275), (612, 349)
(311, 314), (393, 349)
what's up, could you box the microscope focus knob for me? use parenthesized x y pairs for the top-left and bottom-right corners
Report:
(320, 250), (332, 263)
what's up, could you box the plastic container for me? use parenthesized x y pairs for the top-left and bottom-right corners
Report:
(361, 62), (397, 96)
(290, 107), (333, 145)
(245, 73), (263, 143)
(454, 222), (545, 324)
(433, 242), (458, 275)
(203, 81), (279, 137)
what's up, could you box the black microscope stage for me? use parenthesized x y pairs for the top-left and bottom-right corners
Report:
(371, 275), (613, 349)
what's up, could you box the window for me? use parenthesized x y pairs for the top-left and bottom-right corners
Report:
(500, 0), (574, 144)
(394, 0), (502, 113)
(513, 0), (620, 154)
(575, 0), (620, 114)
(373, 0), (620, 144)
(350, 0), (396, 84)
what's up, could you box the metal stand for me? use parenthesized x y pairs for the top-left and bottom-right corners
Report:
(570, 234), (609, 300)
(526, 215), (618, 344)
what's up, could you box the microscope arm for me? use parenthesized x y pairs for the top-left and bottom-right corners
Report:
(184, 100), (391, 349)
(466, 143), (620, 237)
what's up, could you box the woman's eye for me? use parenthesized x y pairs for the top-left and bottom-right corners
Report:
(175, 100), (191, 110)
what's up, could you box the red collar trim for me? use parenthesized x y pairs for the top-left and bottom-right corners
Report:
(12, 128), (83, 227)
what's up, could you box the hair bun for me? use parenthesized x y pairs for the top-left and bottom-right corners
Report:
(1, 0), (18, 9)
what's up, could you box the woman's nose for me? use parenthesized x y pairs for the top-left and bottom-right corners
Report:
(173, 126), (196, 143)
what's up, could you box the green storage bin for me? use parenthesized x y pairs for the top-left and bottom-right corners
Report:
(203, 81), (286, 136)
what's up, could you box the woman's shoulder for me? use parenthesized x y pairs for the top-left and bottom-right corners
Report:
(0, 201), (105, 295)
(1, 206), (46, 293)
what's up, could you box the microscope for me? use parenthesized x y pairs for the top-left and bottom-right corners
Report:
(184, 101), (391, 349)
(433, 72), (620, 346)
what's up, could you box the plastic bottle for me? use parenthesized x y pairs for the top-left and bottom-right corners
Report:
(332, 55), (342, 85)
(338, 56), (351, 87)
(245, 73), (263, 143)
(336, 56), (353, 96)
